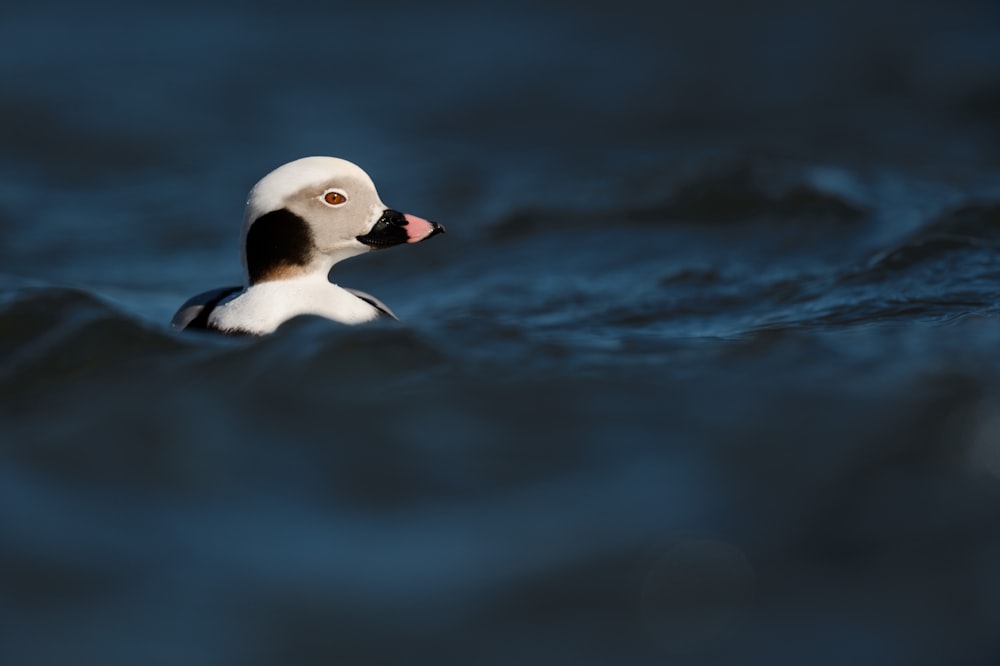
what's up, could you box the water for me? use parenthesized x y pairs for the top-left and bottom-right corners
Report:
(3, 1), (1000, 664)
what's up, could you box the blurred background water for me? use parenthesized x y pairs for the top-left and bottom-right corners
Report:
(3, 0), (1000, 664)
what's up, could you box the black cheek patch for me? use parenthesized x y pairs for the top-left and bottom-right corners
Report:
(245, 208), (315, 284)
(356, 209), (410, 248)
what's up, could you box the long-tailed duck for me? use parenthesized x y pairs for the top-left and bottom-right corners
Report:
(171, 156), (444, 335)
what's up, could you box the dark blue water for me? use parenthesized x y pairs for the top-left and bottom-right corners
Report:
(4, 1), (1000, 664)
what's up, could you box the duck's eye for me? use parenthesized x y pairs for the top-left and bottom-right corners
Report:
(321, 190), (347, 206)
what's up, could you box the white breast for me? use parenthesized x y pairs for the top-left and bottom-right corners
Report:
(208, 275), (381, 334)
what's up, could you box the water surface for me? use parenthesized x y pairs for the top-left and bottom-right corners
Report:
(3, 1), (1000, 664)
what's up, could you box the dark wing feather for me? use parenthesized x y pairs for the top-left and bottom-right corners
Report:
(171, 286), (242, 331)
(344, 288), (398, 320)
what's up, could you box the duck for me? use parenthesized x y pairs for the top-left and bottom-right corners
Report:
(171, 156), (444, 335)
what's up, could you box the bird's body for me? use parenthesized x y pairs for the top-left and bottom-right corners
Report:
(172, 157), (444, 335)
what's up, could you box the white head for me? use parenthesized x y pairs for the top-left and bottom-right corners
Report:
(239, 156), (444, 285)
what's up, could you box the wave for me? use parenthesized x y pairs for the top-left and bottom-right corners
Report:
(861, 202), (1000, 274)
(485, 159), (869, 242)
(0, 286), (450, 407)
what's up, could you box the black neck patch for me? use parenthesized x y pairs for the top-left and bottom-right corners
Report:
(245, 208), (315, 284)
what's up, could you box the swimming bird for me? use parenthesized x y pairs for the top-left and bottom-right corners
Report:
(171, 156), (444, 335)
